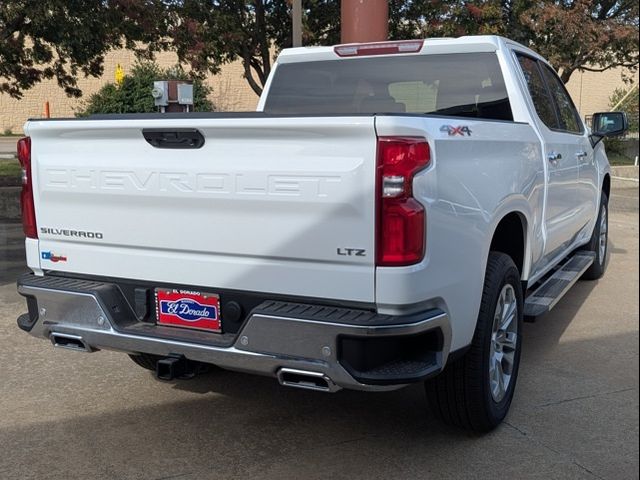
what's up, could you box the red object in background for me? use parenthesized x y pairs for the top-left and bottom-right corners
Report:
(341, 0), (388, 44)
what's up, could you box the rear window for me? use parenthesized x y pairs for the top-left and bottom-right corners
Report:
(264, 53), (513, 121)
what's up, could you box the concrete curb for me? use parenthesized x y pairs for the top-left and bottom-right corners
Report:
(611, 165), (639, 180)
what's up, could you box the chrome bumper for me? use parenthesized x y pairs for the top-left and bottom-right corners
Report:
(17, 275), (451, 392)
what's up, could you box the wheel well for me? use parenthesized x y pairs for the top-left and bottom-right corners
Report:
(603, 174), (611, 200)
(490, 212), (526, 276)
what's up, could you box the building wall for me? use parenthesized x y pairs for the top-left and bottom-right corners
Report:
(0, 47), (637, 134)
(0, 49), (260, 134)
(565, 67), (639, 119)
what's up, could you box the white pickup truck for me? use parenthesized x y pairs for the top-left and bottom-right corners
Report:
(16, 36), (627, 431)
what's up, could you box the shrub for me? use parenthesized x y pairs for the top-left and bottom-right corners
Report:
(77, 62), (214, 116)
(604, 86), (639, 157)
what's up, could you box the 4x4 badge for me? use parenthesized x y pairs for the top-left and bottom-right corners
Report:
(440, 125), (472, 136)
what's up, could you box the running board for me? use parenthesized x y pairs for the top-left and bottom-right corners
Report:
(524, 252), (595, 321)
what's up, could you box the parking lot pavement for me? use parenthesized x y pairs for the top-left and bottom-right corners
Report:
(0, 137), (17, 156)
(0, 186), (637, 480)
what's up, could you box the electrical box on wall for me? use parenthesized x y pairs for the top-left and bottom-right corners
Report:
(177, 84), (194, 106)
(151, 81), (169, 107)
(151, 80), (194, 112)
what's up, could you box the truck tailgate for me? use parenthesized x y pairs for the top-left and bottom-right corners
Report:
(26, 116), (377, 302)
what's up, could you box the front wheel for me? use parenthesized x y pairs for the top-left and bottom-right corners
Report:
(425, 252), (523, 432)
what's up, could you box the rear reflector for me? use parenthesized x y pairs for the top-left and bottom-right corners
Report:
(334, 40), (424, 57)
(376, 137), (430, 266)
(17, 137), (37, 239)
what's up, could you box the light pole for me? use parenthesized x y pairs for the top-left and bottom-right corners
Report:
(292, 0), (302, 47)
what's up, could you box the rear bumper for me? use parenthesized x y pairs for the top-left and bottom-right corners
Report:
(17, 273), (451, 392)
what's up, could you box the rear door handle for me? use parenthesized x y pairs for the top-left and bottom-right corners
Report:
(143, 129), (205, 149)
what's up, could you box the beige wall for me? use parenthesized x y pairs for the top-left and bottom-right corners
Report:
(565, 67), (639, 119)
(0, 48), (637, 134)
(0, 49), (260, 133)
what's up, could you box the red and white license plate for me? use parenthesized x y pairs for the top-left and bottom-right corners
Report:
(155, 289), (222, 332)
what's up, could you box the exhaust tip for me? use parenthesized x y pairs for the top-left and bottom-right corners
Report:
(277, 368), (339, 393)
(50, 333), (93, 352)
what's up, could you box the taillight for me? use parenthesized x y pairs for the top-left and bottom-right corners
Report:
(17, 137), (37, 238)
(376, 137), (429, 266)
(334, 40), (424, 57)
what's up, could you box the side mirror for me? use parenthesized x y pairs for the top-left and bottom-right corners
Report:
(592, 111), (629, 137)
(590, 111), (629, 147)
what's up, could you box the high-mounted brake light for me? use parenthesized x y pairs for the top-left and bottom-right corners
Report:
(17, 137), (37, 239)
(376, 137), (429, 266)
(334, 40), (424, 57)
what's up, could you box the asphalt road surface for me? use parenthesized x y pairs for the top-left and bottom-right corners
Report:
(1, 185), (638, 480)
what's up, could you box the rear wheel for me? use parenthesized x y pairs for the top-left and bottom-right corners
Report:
(425, 252), (523, 432)
(581, 192), (608, 280)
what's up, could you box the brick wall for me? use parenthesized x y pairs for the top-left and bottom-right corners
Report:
(565, 67), (639, 119)
(0, 49), (260, 133)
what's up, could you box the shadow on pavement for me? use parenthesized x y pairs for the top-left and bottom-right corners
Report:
(0, 328), (636, 480)
(0, 219), (27, 285)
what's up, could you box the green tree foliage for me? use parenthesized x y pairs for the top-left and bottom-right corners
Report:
(0, 0), (169, 99)
(603, 85), (638, 158)
(166, 1), (339, 96)
(1, 1), (638, 99)
(76, 61), (214, 115)
(169, 1), (638, 95)
(389, 0), (638, 83)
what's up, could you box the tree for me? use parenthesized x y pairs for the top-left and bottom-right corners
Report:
(2, 0), (637, 100)
(399, 1), (639, 84)
(517, 0), (639, 83)
(0, 0), (168, 99)
(167, 1), (338, 96)
(170, 0), (637, 96)
(609, 85), (639, 131)
(76, 61), (214, 116)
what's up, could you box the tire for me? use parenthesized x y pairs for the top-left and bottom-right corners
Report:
(128, 353), (163, 371)
(425, 252), (523, 432)
(580, 192), (608, 280)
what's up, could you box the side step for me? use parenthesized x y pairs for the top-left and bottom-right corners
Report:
(524, 252), (595, 321)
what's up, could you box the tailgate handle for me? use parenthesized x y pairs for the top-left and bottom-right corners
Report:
(142, 129), (205, 149)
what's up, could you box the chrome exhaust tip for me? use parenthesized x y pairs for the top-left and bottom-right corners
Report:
(50, 333), (93, 352)
(277, 368), (340, 393)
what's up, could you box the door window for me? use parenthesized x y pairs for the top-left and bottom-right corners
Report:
(515, 53), (560, 130)
(539, 64), (584, 134)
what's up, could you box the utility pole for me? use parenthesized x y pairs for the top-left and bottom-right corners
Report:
(292, 0), (302, 47)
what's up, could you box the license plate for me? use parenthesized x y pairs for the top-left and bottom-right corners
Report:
(155, 289), (222, 332)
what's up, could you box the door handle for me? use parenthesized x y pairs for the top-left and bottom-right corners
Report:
(575, 150), (588, 158)
(142, 129), (205, 149)
(547, 152), (562, 165)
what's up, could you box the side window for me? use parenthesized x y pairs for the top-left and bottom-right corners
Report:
(516, 54), (560, 130)
(540, 64), (584, 134)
